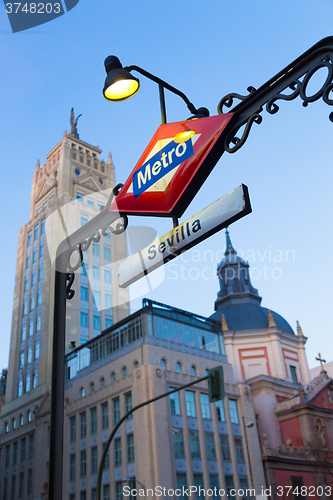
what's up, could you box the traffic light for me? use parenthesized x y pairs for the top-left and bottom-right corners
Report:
(208, 366), (225, 402)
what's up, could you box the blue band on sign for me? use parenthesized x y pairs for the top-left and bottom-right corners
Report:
(133, 139), (194, 199)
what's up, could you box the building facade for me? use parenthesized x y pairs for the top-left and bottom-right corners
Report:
(0, 113), (129, 499)
(210, 230), (333, 496)
(63, 299), (266, 500)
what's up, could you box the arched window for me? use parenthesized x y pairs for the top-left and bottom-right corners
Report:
(80, 387), (85, 397)
(191, 366), (196, 376)
(90, 382), (95, 393)
(20, 414), (24, 426)
(160, 359), (166, 369)
(28, 411), (32, 422)
(13, 419), (16, 430)
(100, 377), (105, 388)
(176, 362), (182, 374)
(133, 361), (139, 369)
(122, 367), (127, 378)
(205, 369), (209, 376)
(5, 421), (8, 433)
(111, 372), (116, 383)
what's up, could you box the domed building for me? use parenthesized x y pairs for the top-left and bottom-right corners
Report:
(210, 229), (333, 493)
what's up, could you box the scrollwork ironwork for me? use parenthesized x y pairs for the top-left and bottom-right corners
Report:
(66, 273), (75, 300)
(218, 37), (333, 153)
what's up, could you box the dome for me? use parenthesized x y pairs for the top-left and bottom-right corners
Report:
(209, 229), (295, 335)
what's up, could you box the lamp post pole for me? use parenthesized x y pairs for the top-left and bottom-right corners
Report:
(242, 417), (255, 497)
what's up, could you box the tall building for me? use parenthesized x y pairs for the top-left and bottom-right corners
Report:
(0, 112), (129, 499)
(62, 299), (266, 500)
(210, 230), (333, 493)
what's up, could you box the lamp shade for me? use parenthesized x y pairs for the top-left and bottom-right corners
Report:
(103, 56), (140, 101)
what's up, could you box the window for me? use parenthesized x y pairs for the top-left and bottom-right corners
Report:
(80, 412), (86, 438)
(29, 319), (33, 337)
(20, 414), (24, 426)
(133, 361), (139, 369)
(23, 301), (28, 315)
(91, 446), (98, 474)
(122, 366), (127, 377)
(24, 277), (29, 292)
(176, 473), (187, 500)
(114, 438), (121, 466)
(77, 192), (84, 202)
(28, 231), (32, 246)
(81, 215), (88, 226)
(80, 286), (88, 300)
(35, 341), (40, 359)
(37, 290), (42, 305)
(125, 392), (132, 418)
(70, 416), (76, 442)
(32, 272), (36, 285)
(36, 314), (41, 331)
(80, 450), (86, 477)
(92, 243), (100, 256)
(160, 358), (166, 369)
(176, 362), (182, 373)
(102, 402), (109, 430)
(27, 347), (32, 364)
(193, 474), (204, 500)
(27, 469), (33, 495)
(18, 380), (23, 397)
(21, 325), (26, 341)
(33, 368), (38, 388)
(127, 434), (135, 462)
(30, 295), (35, 310)
(87, 197), (94, 207)
(234, 437), (245, 463)
(28, 411), (32, 422)
(19, 472), (24, 498)
(93, 290), (100, 304)
(225, 476), (235, 497)
(103, 485), (110, 500)
(34, 225), (39, 241)
(113, 397), (120, 425)
(26, 375), (31, 392)
(111, 372), (116, 383)
(13, 441), (18, 464)
(220, 434), (231, 461)
(216, 400), (225, 422)
(33, 249), (37, 263)
(105, 317), (113, 329)
(40, 243), (44, 257)
(170, 390), (181, 415)
(185, 391), (196, 417)
(104, 247), (111, 260)
(81, 492), (87, 500)
(104, 269), (111, 283)
(200, 394), (211, 419)
(69, 454), (76, 481)
(116, 482), (123, 500)
(191, 365), (196, 376)
(20, 351), (24, 368)
(3, 477), (8, 500)
(80, 312), (89, 327)
(29, 434), (34, 459)
(205, 433), (217, 460)
(229, 400), (239, 424)
(100, 377), (105, 388)
(93, 266), (100, 279)
(26, 255), (31, 269)
(189, 430), (201, 458)
(93, 315), (101, 330)
(21, 438), (26, 462)
(103, 442), (109, 470)
(5, 444), (10, 466)
(172, 428), (185, 457)
(290, 366), (298, 384)
(210, 476), (219, 500)
(41, 219), (45, 234)
(39, 265), (43, 281)
(91, 407), (97, 434)
(105, 293), (112, 307)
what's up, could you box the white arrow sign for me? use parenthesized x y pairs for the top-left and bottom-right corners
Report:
(118, 184), (251, 288)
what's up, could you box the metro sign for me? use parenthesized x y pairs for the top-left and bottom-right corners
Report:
(109, 114), (234, 217)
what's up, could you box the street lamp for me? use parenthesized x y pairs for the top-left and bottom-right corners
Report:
(242, 418), (255, 497)
(102, 55), (209, 125)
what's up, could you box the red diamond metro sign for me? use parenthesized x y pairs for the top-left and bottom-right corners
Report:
(109, 114), (234, 217)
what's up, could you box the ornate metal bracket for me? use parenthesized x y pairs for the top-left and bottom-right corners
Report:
(65, 184), (128, 298)
(218, 36), (333, 153)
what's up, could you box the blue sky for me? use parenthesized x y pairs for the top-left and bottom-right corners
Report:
(0, 0), (333, 371)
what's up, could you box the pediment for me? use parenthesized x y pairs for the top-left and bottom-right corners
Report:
(73, 172), (102, 192)
(36, 177), (57, 202)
